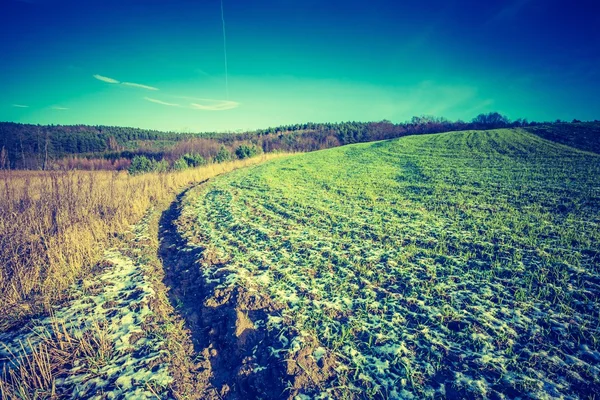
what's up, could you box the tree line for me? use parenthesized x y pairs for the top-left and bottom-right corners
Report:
(0, 113), (594, 171)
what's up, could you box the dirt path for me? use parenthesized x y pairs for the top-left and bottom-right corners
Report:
(158, 183), (294, 400)
(157, 184), (221, 399)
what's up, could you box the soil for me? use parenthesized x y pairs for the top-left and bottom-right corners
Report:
(159, 183), (338, 399)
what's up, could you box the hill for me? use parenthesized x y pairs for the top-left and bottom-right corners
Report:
(525, 122), (600, 154)
(169, 128), (600, 398)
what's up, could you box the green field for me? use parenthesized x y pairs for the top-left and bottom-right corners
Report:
(176, 129), (600, 399)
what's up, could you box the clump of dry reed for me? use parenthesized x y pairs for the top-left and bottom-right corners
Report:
(0, 317), (113, 399)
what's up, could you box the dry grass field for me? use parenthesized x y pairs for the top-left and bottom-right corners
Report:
(0, 154), (287, 330)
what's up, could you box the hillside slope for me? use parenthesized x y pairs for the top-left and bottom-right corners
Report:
(525, 122), (600, 154)
(173, 128), (600, 399)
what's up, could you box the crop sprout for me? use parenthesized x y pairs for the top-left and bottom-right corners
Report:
(175, 129), (599, 398)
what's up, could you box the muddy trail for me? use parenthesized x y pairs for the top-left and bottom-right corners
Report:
(159, 182), (338, 400)
(159, 183), (293, 399)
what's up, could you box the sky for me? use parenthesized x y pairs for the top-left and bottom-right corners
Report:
(1, 0), (599, 132)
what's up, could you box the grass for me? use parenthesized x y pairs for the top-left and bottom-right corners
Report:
(0, 153), (288, 331)
(0, 318), (114, 399)
(1, 207), (184, 399)
(176, 129), (600, 398)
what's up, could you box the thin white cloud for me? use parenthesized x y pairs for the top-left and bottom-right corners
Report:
(52, 106), (69, 110)
(94, 74), (159, 91)
(122, 82), (159, 91)
(93, 74), (120, 84)
(175, 96), (239, 111)
(144, 97), (181, 107)
(189, 100), (239, 111)
(12, 104), (29, 108)
(145, 95), (239, 111)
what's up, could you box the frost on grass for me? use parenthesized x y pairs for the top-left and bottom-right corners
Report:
(176, 129), (600, 399)
(0, 213), (173, 398)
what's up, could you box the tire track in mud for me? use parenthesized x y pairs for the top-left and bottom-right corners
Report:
(157, 186), (219, 399)
(159, 182), (316, 400)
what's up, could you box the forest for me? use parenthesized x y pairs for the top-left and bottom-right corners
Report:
(1, 112), (586, 171)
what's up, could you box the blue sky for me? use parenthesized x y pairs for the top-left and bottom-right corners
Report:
(1, 0), (599, 132)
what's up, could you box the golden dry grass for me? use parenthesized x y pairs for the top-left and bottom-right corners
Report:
(0, 153), (288, 330)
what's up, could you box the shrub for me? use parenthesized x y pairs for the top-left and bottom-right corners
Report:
(173, 158), (189, 171)
(182, 153), (206, 167)
(128, 156), (169, 174)
(214, 146), (232, 163)
(128, 156), (154, 175)
(235, 144), (260, 160)
(153, 159), (169, 173)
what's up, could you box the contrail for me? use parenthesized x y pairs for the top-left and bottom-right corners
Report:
(221, 0), (229, 99)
